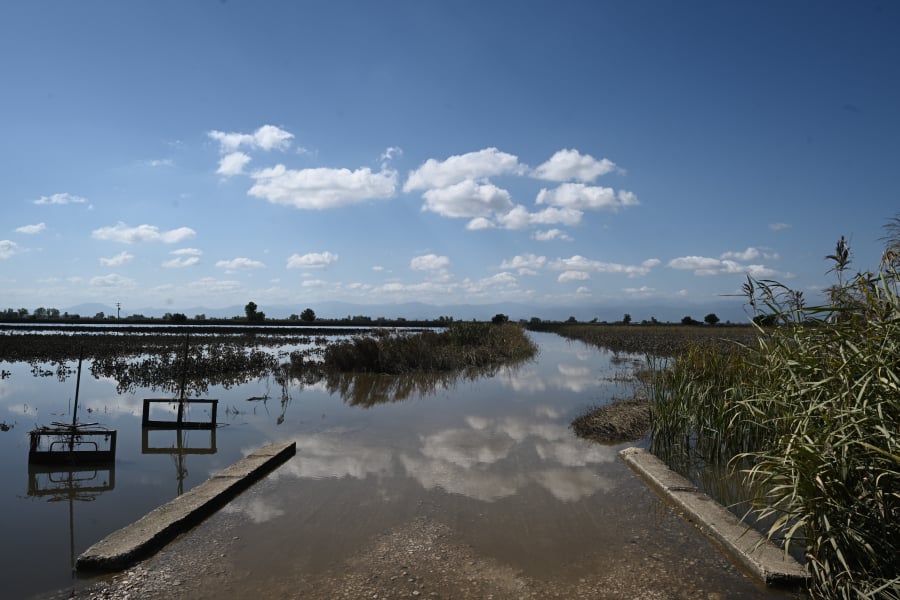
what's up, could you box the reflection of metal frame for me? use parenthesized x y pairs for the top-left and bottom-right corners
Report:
(141, 425), (217, 496)
(141, 398), (218, 429)
(28, 427), (117, 464)
(27, 462), (116, 497)
(141, 426), (217, 454)
(27, 461), (115, 573)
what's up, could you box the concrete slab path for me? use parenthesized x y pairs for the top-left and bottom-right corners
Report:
(76, 441), (296, 572)
(620, 447), (808, 587)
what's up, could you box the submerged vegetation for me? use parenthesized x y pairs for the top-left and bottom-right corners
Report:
(570, 398), (651, 443)
(534, 321), (756, 357)
(322, 322), (537, 374)
(0, 321), (536, 409)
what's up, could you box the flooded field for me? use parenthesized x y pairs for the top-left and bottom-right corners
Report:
(0, 330), (794, 599)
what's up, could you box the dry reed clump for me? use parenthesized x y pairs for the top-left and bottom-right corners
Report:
(570, 398), (651, 443)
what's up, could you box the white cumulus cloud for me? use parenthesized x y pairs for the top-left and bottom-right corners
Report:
(216, 257), (266, 270)
(217, 152), (252, 176)
(532, 149), (617, 182)
(496, 205), (583, 230)
(536, 183), (639, 211)
(667, 255), (776, 277)
(91, 222), (196, 244)
(720, 247), (760, 261)
(499, 254), (547, 270)
(171, 248), (202, 256)
(466, 217), (496, 230)
(208, 124), (294, 152)
(404, 148), (525, 191)
(249, 165), (397, 209)
(33, 193), (87, 205)
(550, 255), (659, 278)
(532, 228), (572, 241)
(411, 254), (450, 271)
(99, 251), (134, 267)
(422, 180), (513, 218)
(286, 251), (339, 269)
(162, 255), (200, 268)
(380, 146), (403, 166)
(559, 270), (590, 282)
(16, 222), (46, 234)
(0, 240), (20, 259)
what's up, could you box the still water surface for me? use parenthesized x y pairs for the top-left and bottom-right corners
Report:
(0, 332), (790, 599)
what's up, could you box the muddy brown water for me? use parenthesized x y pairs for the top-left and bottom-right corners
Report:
(0, 332), (798, 599)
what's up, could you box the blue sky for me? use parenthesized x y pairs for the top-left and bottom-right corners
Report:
(2, 1), (898, 319)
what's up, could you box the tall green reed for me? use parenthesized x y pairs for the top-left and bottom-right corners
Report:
(650, 247), (899, 598)
(736, 269), (899, 599)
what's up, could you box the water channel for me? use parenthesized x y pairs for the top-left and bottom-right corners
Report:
(0, 331), (795, 599)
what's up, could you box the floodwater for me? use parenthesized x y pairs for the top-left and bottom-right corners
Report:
(0, 331), (794, 599)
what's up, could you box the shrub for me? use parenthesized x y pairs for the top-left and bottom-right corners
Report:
(323, 322), (537, 374)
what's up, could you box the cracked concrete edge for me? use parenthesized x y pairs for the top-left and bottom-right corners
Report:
(75, 441), (297, 572)
(619, 447), (809, 588)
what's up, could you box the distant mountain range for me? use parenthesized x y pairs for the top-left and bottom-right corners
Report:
(60, 297), (753, 324)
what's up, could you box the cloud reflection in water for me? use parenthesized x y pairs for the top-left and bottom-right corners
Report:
(271, 410), (618, 505)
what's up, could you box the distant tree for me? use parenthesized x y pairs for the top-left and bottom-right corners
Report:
(17, 308), (29, 318)
(491, 313), (509, 324)
(244, 301), (265, 322)
(753, 313), (778, 327)
(529, 317), (542, 325)
(245, 301), (258, 320)
(94, 311), (105, 319)
(288, 313), (299, 321)
(194, 314), (207, 321)
(566, 316), (578, 324)
(300, 308), (316, 322)
(704, 313), (720, 326)
(170, 313), (188, 323)
(34, 307), (47, 319)
(681, 315), (700, 325)
(48, 308), (60, 319)
(623, 313), (632, 324)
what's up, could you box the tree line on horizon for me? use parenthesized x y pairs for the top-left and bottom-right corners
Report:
(1, 303), (730, 327)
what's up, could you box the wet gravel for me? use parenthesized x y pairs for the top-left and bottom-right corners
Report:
(56, 513), (798, 600)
